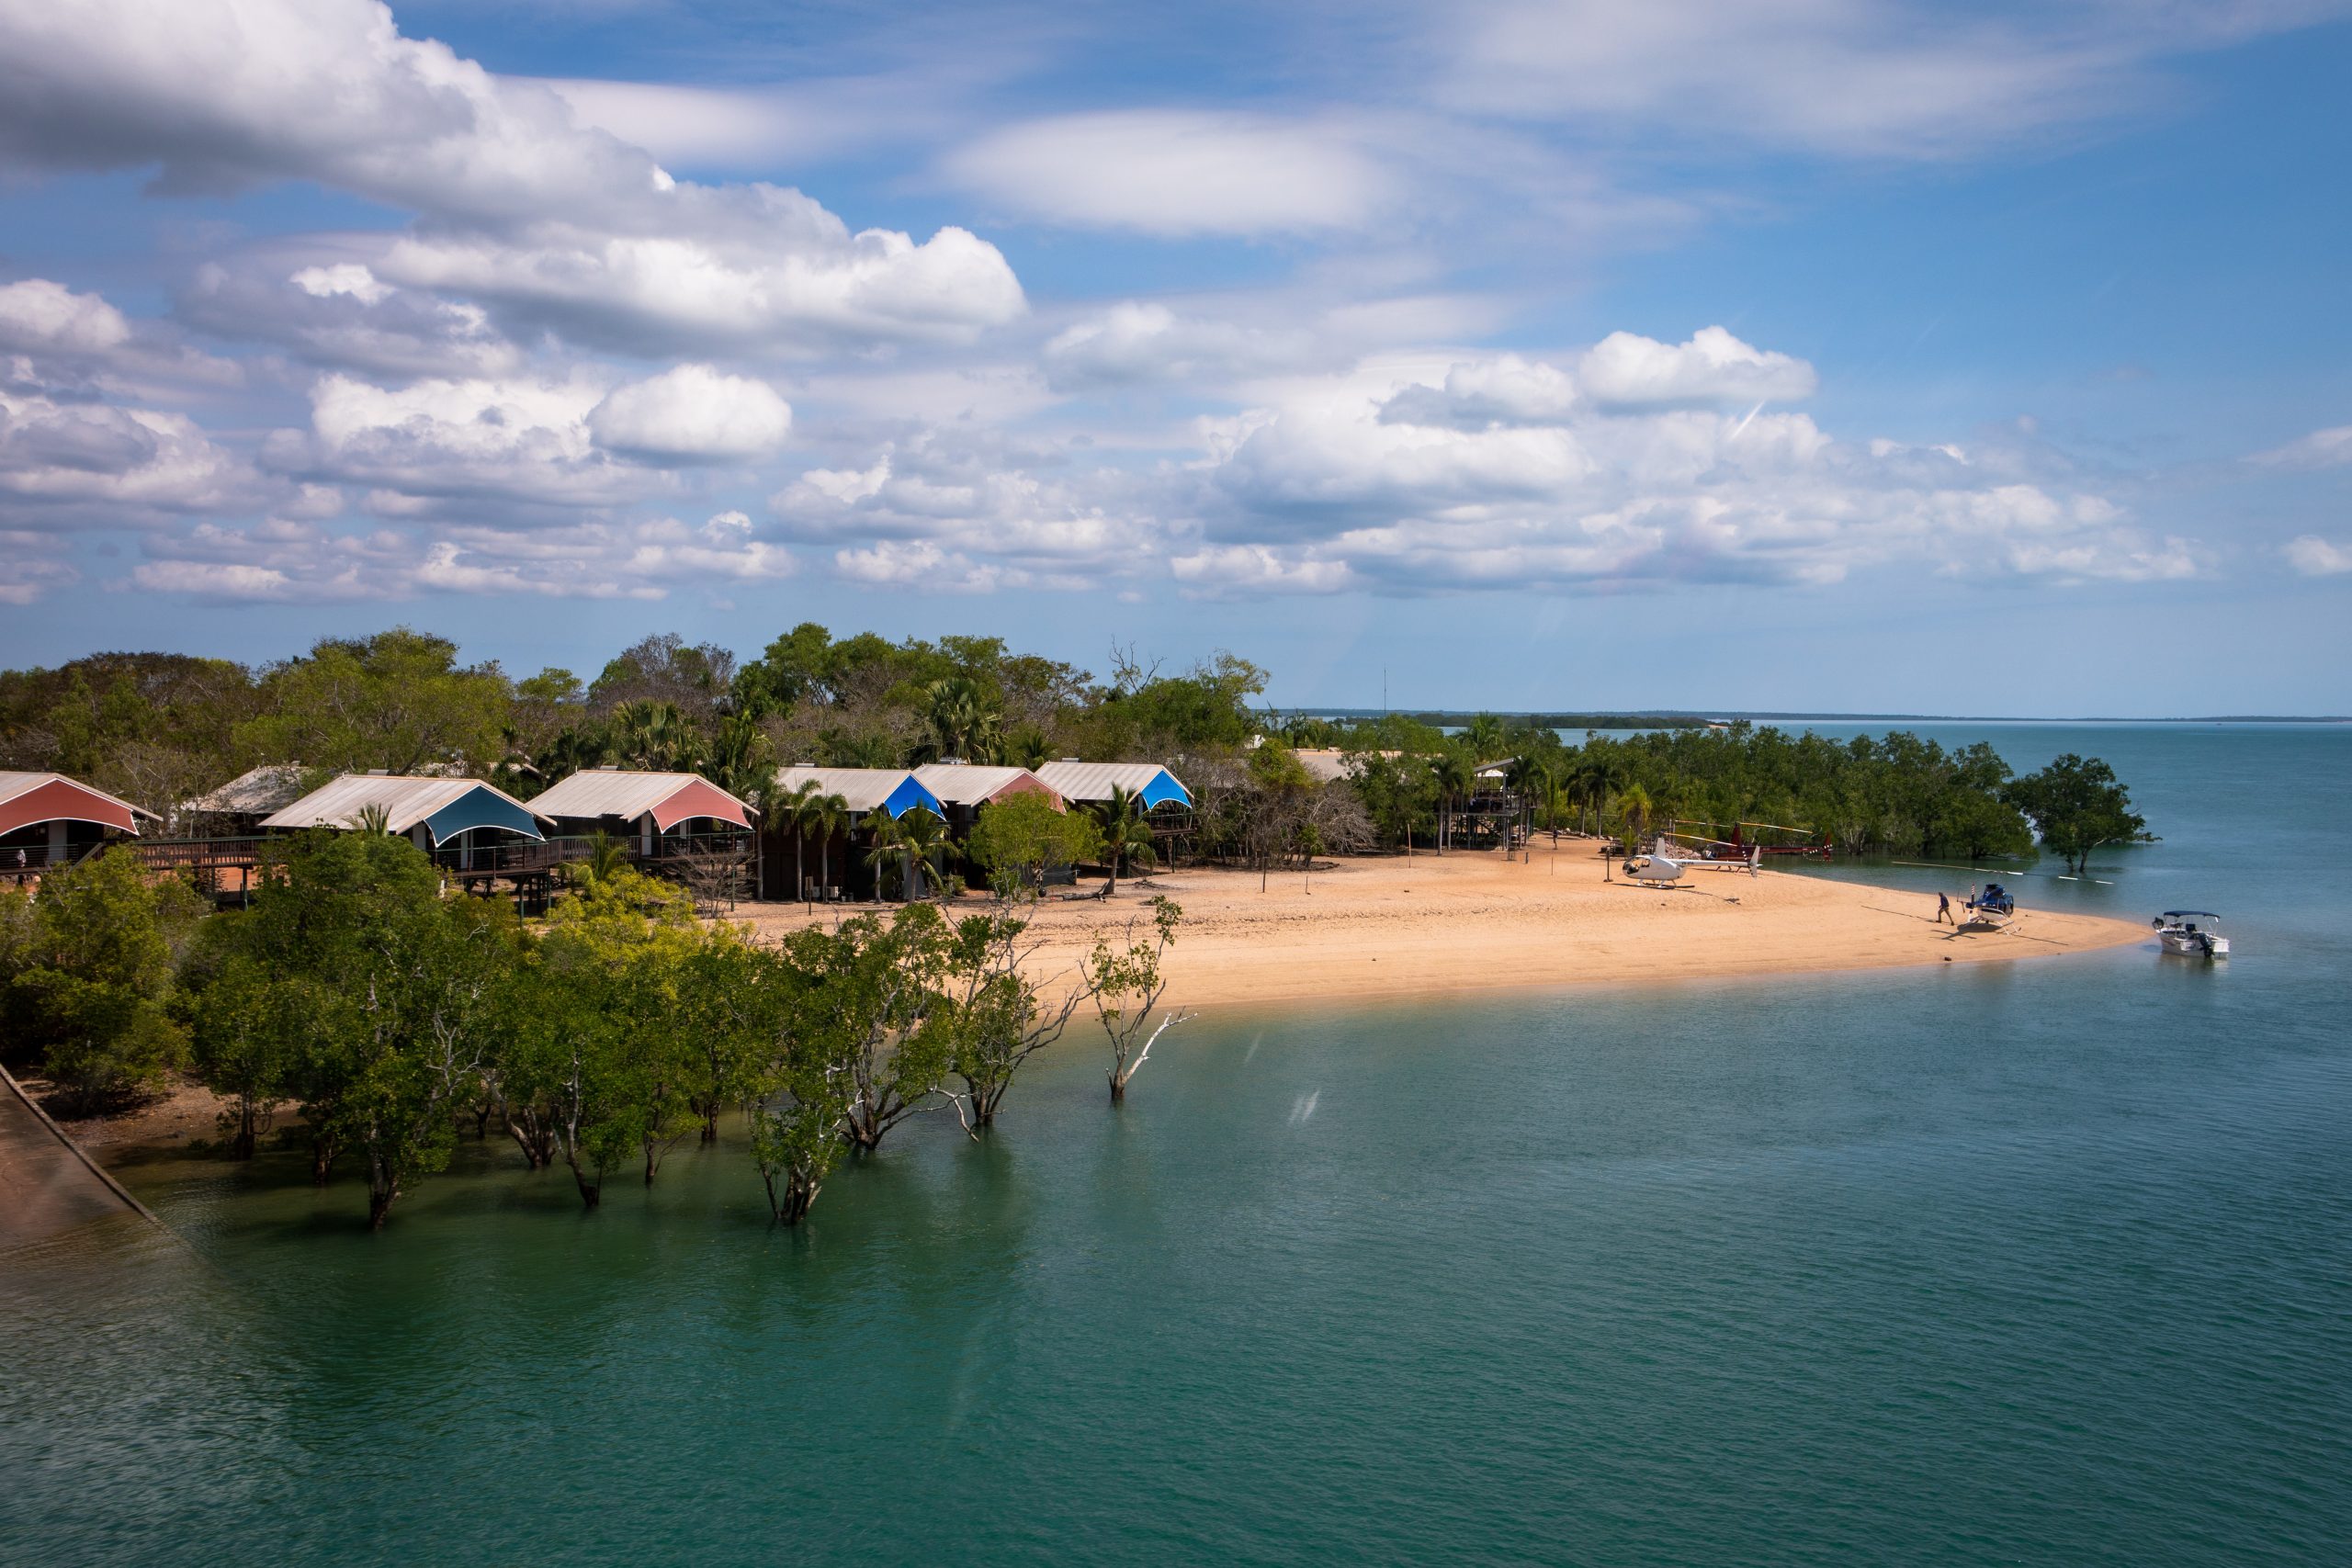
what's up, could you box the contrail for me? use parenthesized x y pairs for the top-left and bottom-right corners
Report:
(1287, 1089), (1320, 1126)
(1728, 400), (1766, 439)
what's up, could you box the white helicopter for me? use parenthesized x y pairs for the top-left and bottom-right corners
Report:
(1618, 842), (1693, 886)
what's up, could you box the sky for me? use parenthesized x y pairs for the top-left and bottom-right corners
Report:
(1, 0), (2348, 716)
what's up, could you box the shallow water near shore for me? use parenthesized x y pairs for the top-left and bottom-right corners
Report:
(5, 724), (2349, 1564)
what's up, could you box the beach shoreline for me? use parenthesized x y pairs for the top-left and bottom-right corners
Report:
(50, 846), (2145, 1167)
(728, 843), (2150, 1011)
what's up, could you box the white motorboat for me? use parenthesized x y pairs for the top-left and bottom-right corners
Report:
(2154, 910), (2229, 958)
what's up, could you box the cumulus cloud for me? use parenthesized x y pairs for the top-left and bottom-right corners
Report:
(944, 111), (1395, 236)
(2286, 536), (2352, 576)
(276, 371), (669, 510)
(0, 0), (1024, 356)
(1577, 326), (1817, 410)
(0, 279), (131, 355)
(0, 389), (258, 521)
(588, 364), (792, 463)
(178, 260), (522, 378)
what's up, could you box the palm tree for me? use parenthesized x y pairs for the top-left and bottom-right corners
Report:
(1094, 783), (1158, 895)
(1505, 755), (1554, 849)
(703, 709), (774, 805)
(612, 698), (693, 772)
(1616, 782), (1655, 855)
(807, 790), (848, 901)
(1430, 752), (1475, 854)
(860, 808), (908, 900)
(1464, 713), (1505, 761)
(1005, 725), (1051, 771)
(353, 802), (392, 835)
(775, 779), (820, 902)
(571, 829), (629, 886)
(896, 807), (950, 897)
(918, 675), (1001, 764)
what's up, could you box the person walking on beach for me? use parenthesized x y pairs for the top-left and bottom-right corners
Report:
(1936, 891), (1954, 926)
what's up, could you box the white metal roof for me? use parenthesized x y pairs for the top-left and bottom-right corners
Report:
(261, 774), (550, 838)
(1031, 761), (1190, 807)
(528, 770), (753, 825)
(770, 766), (934, 816)
(181, 763), (308, 817)
(911, 763), (1060, 807)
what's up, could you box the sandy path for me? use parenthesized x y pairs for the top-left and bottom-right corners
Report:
(727, 842), (2148, 1010)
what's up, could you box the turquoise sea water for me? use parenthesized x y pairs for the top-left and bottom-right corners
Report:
(5, 724), (2348, 1565)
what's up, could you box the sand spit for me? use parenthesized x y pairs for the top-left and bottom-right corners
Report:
(729, 843), (2149, 1010)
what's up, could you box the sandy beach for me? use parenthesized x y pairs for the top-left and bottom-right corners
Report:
(730, 842), (2149, 1010)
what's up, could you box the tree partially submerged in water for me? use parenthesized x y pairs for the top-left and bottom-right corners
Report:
(1090, 896), (1187, 1105)
(936, 896), (1093, 1134)
(2005, 754), (2154, 874)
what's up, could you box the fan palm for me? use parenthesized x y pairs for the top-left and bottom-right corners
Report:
(918, 675), (1001, 764)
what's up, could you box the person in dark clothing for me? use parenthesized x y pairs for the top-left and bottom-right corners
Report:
(1936, 891), (1954, 925)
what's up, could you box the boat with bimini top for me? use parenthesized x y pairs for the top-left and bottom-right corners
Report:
(2154, 911), (2229, 958)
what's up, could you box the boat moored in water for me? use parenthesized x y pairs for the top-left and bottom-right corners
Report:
(2154, 911), (2230, 958)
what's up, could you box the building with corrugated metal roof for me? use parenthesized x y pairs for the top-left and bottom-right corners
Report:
(1031, 761), (1193, 810)
(262, 773), (550, 866)
(760, 767), (946, 901)
(1, 772), (159, 879)
(530, 768), (756, 849)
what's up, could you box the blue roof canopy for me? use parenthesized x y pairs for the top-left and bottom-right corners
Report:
(1136, 770), (1191, 808)
(880, 774), (947, 818)
(424, 786), (548, 844)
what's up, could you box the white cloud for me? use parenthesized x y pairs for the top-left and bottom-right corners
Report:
(588, 364), (792, 463)
(0, 389), (256, 520)
(378, 214), (1023, 356)
(1435, 0), (2333, 158)
(2256, 424), (2352, 470)
(129, 508), (791, 603)
(1044, 302), (1316, 389)
(283, 371), (667, 509)
(179, 259), (522, 378)
(2286, 536), (2352, 576)
(0, 0), (1025, 357)
(0, 279), (131, 355)
(1577, 325), (1817, 410)
(944, 111), (1395, 236)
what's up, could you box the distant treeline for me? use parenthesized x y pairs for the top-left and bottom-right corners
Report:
(1284, 710), (1711, 732)
(1272, 713), (2149, 870)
